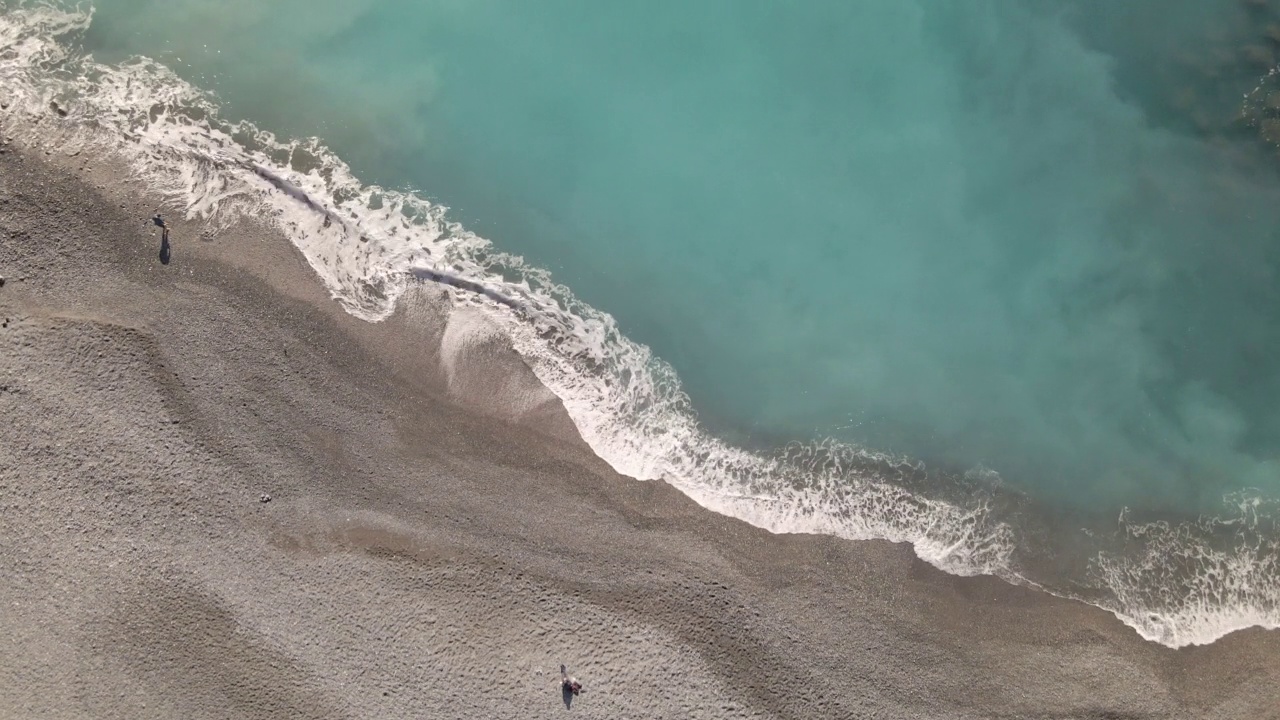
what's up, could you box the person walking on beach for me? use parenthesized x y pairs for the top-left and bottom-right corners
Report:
(151, 213), (173, 264)
(560, 664), (583, 696)
(152, 213), (169, 243)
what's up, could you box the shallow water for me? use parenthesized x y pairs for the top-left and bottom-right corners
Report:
(5, 0), (1280, 645)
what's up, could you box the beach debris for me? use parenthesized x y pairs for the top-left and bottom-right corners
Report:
(0, 276), (5, 287)
(259, 493), (272, 503)
(48, 100), (67, 117)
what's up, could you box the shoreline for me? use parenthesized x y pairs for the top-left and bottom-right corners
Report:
(0, 9), (1272, 645)
(3, 142), (1280, 717)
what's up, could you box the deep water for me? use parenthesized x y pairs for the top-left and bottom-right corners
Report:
(75, 0), (1280, 518)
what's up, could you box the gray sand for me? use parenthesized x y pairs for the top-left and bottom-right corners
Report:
(1, 142), (1278, 719)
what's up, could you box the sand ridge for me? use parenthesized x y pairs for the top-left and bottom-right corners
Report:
(2, 142), (1279, 718)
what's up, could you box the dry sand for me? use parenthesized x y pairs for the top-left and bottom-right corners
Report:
(1, 141), (1278, 719)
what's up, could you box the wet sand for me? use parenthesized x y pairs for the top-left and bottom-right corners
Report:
(1, 141), (1278, 719)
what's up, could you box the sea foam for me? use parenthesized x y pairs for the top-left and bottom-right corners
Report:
(1, 1), (1276, 648)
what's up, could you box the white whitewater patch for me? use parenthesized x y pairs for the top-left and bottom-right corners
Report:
(1, 1), (1276, 648)
(1092, 494), (1280, 647)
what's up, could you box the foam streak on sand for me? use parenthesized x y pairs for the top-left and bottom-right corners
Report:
(1, 2), (1277, 648)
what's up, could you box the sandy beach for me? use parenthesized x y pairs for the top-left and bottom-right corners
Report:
(1, 140), (1278, 719)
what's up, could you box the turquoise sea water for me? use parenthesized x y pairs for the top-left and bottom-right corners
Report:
(76, 0), (1280, 516)
(6, 0), (1280, 644)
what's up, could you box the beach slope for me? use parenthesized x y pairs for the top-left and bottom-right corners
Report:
(1, 144), (1278, 719)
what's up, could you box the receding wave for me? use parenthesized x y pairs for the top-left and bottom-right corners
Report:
(2, 1), (1277, 648)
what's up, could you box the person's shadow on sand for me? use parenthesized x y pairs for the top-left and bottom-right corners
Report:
(158, 229), (171, 265)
